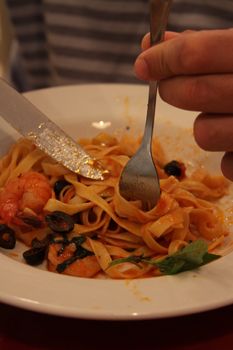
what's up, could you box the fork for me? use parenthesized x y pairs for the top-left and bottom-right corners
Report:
(119, 0), (173, 210)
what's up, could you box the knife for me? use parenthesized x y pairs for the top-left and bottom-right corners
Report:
(0, 78), (107, 180)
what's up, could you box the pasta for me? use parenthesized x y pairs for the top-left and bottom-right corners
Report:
(0, 132), (229, 279)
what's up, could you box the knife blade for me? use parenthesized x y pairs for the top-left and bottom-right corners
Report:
(0, 78), (107, 180)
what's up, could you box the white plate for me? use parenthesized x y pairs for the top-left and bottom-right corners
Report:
(0, 84), (233, 320)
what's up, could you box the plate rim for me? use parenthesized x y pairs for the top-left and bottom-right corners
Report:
(0, 83), (232, 320)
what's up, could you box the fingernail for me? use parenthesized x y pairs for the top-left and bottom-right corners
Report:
(134, 57), (150, 80)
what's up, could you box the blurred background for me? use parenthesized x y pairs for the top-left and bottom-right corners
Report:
(0, 0), (12, 80)
(0, 0), (232, 92)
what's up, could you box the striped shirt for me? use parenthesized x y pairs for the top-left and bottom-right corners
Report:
(6, 0), (233, 91)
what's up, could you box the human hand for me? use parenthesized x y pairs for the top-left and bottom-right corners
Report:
(134, 29), (233, 180)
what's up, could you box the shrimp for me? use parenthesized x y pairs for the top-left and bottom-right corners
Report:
(47, 243), (101, 278)
(0, 171), (52, 224)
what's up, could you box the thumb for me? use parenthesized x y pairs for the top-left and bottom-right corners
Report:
(134, 40), (175, 81)
(141, 31), (179, 51)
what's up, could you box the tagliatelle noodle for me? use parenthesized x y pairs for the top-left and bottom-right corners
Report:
(0, 133), (229, 279)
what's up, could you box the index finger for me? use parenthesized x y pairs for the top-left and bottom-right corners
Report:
(135, 29), (233, 81)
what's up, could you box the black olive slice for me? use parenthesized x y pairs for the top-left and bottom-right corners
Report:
(18, 214), (43, 228)
(45, 211), (74, 233)
(23, 247), (46, 266)
(164, 160), (182, 177)
(0, 224), (16, 249)
(54, 180), (70, 199)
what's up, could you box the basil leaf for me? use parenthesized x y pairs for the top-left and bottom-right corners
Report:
(202, 252), (221, 264)
(107, 240), (221, 275)
(108, 255), (143, 269)
(155, 240), (221, 275)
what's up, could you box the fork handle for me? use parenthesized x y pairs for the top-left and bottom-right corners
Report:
(141, 0), (173, 149)
(150, 0), (173, 45)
